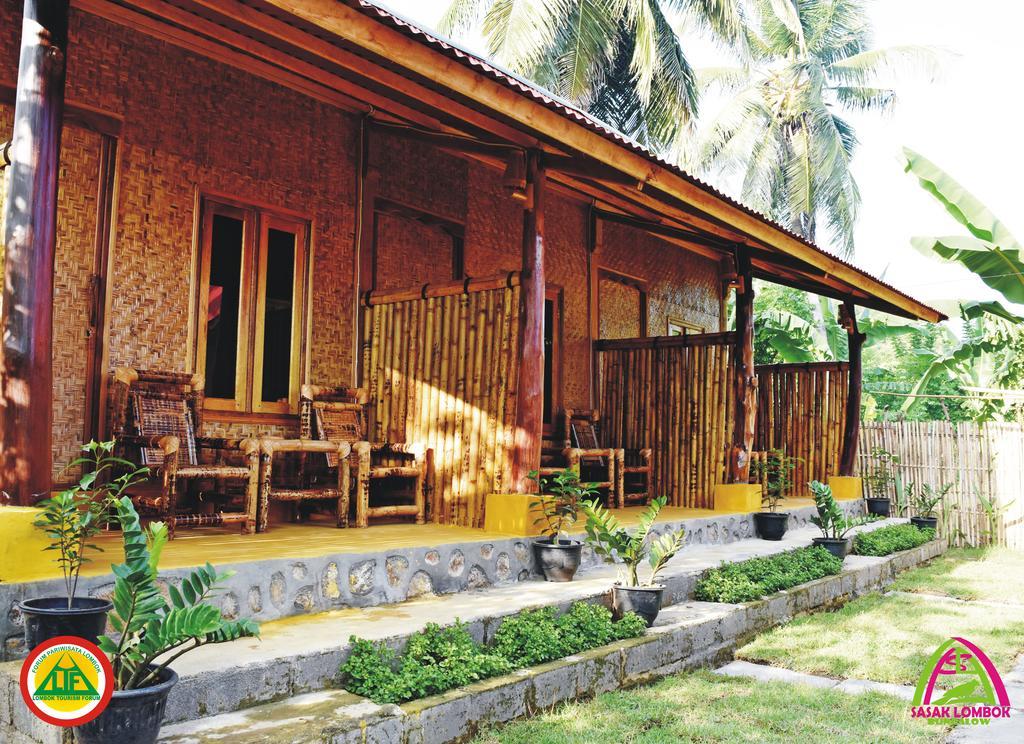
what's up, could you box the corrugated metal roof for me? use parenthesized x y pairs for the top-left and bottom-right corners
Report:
(346, 0), (944, 321)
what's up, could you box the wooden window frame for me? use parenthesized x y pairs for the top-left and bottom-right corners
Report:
(596, 267), (648, 339)
(667, 316), (705, 336)
(372, 197), (466, 286)
(543, 285), (562, 436)
(195, 195), (311, 416)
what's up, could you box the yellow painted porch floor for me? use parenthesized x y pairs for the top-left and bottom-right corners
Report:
(15, 498), (816, 584)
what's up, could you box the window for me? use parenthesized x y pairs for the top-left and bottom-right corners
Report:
(667, 317), (705, 336)
(196, 198), (309, 414)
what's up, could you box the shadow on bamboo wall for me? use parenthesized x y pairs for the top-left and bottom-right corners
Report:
(362, 275), (521, 528)
(754, 362), (849, 498)
(597, 334), (736, 509)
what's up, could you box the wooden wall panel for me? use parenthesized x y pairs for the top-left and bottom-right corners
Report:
(363, 282), (520, 527)
(754, 362), (849, 497)
(598, 334), (735, 508)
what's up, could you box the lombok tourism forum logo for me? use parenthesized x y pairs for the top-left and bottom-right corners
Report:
(911, 637), (1012, 726)
(19, 637), (113, 726)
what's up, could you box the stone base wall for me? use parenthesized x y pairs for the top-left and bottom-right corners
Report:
(0, 502), (864, 661)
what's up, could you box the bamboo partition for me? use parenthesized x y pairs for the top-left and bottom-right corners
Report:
(860, 421), (1024, 550)
(596, 333), (736, 509)
(362, 273), (521, 528)
(754, 362), (849, 497)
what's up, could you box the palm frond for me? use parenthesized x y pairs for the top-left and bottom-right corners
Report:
(828, 45), (942, 85)
(438, 0), (491, 36)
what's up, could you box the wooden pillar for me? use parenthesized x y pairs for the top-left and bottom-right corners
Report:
(1, 0), (70, 503)
(729, 246), (757, 483)
(511, 151), (545, 492)
(839, 301), (866, 476)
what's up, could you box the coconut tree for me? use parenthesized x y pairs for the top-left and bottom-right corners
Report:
(438, 0), (744, 149)
(699, 0), (936, 256)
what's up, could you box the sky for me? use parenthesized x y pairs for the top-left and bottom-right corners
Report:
(375, 0), (1024, 312)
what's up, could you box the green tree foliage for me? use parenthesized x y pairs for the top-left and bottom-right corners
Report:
(698, 1), (936, 256)
(439, 0), (744, 150)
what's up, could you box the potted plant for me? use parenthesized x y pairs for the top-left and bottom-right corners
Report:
(74, 495), (259, 744)
(580, 496), (685, 626)
(808, 481), (864, 560)
(528, 469), (596, 582)
(908, 482), (949, 531)
(864, 447), (900, 517)
(752, 449), (798, 540)
(19, 440), (148, 648)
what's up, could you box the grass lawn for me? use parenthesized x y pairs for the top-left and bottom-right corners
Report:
(889, 547), (1024, 604)
(737, 592), (1024, 684)
(472, 670), (938, 743)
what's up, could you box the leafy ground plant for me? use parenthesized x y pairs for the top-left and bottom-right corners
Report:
(693, 546), (842, 603)
(470, 670), (937, 744)
(736, 592), (1024, 685)
(580, 496), (685, 587)
(853, 524), (936, 556)
(98, 496), (259, 690)
(341, 603), (646, 704)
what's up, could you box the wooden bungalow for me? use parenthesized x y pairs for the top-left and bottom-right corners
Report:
(0, 0), (943, 532)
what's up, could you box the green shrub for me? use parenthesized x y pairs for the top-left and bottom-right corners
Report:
(694, 546), (843, 603)
(853, 524), (936, 556)
(341, 603), (647, 703)
(340, 621), (511, 704)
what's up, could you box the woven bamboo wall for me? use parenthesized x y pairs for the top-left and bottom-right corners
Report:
(363, 282), (521, 527)
(597, 334), (735, 508)
(755, 362), (849, 497)
(860, 421), (1024, 550)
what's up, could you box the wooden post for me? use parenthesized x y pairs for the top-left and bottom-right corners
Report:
(1, 0), (69, 503)
(729, 246), (757, 483)
(839, 301), (865, 476)
(511, 151), (545, 492)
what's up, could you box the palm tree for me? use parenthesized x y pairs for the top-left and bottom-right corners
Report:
(438, 0), (744, 150)
(698, 0), (936, 256)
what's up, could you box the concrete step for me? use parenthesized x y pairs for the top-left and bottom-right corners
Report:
(156, 536), (946, 744)
(1, 516), (929, 742)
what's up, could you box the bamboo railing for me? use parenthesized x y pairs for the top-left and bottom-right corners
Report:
(860, 421), (1024, 549)
(362, 273), (521, 528)
(754, 362), (849, 497)
(597, 333), (736, 509)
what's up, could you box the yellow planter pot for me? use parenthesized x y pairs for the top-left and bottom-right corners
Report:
(713, 484), (763, 513)
(0, 506), (49, 582)
(483, 493), (550, 536)
(828, 476), (863, 501)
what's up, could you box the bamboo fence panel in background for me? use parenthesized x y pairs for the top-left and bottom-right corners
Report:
(597, 333), (735, 509)
(859, 421), (1024, 550)
(755, 362), (849, 498)
(363, 279), (520, 528)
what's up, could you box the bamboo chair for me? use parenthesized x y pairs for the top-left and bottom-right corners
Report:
(258, 438), (352, 531)
(540, 409), (616, 508)
(566, 409), (653, 509)
(300, 385), (428, 528)
(107, 368), (260, 538)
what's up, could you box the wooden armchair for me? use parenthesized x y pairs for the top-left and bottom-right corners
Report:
(566, 409), (652, 508)
(300, 385), (428, 528)
(106, 368), (260, 538)
(541, 409), (616, 508)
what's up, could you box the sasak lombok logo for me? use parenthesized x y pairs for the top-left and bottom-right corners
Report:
(911, 637), (1012, 726)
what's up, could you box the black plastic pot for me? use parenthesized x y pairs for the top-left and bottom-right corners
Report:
(865, 497), (891, 517)
(18, 597), (112, 650)
(911, 516), (938, 531)
(612, 584), (664, 627)
(74, 667), (178, 744)
(753, 512), (790, 541)
(812, 536), (851, 561)
(533, 539), (583, 582)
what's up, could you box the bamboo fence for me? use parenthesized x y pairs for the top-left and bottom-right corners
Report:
(860, 421), (1024, 550)
(362, 274), (521, 528)
(754, 362), (849, 497)
(596, 333), (735, 509)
